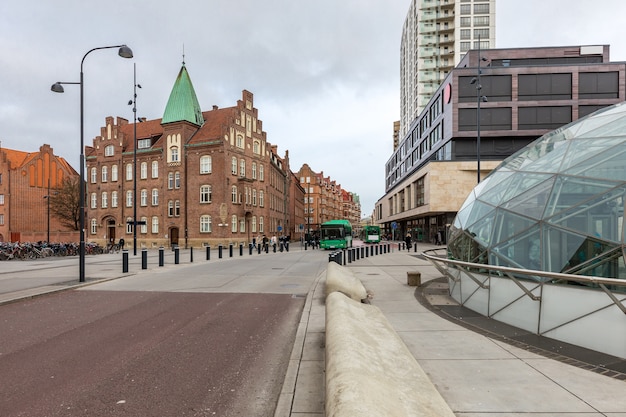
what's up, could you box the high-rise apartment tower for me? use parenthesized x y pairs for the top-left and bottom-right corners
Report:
(400, 0), (496, 138)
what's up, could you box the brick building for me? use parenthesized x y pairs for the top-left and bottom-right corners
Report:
(0, 144), (78, 243)
(297, 164), (360, 237)
(85, 64), (297, 249)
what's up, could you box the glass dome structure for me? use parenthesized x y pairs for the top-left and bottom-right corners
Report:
(448, 102), (626, 280)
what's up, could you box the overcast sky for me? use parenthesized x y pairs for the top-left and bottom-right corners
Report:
(1, 0), (626, 216)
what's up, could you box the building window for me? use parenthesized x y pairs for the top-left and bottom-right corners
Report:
(474, 16), (490, 26)
(252, 216), (257, 233)
(460, 4), (471, 14)
(101, 166), (108, 182)
(460, 17), (471, 27)
(231, 215), (237, 233)
(104, 145), (114, 156)
(126, 190), (133, 207)
(168, 172), (174, 189)
(90, 218), (97, 234)
(239, 159), (245, 177)
(236, 134), (244, 148)
(126, 217), (133, 234)
(90, 167), (97, 184)
(519, 73), (572, 101)
(140, 217), (147, 234)
(138, 139), (151, 149)
(111, 191), (118, 208)
(474, 28), (489, 39)
(170, 146), (179, 162)
(151, 216), (159, 234)
(101, 192), (108, 208)
(111, 165), (118, 182)
(168, 200), (174, 217)
(231, 157), (237, 175)
(175, 172), (180, 189)
(91, 193), (97, 209)
(200, 185), (212, 203)
(259, 164), (264, 181)
(252, 189), (257, 206)
(152, 189), (159, 206)
(152, 161), (159, 178)
(126, 164), (133, 181)
(200, 155), (212, 174)
(252, 162), (257, 179)
(140, 189), (148, 206)
(253, 140), (260, 154)
(259, 216), (264, 233)
(259, 190), (264, 207)
(232, 186), (238, 203)
(200, 215), (212, 233)
(175, 200), (180, 217)
(579, 72), (619, 99)
(239, 219), (245, 233)
(140, 162), (147, 179)
(0, 194), (5, 205)
(474, 3), (490, 14)
(460, 29), (471, 40)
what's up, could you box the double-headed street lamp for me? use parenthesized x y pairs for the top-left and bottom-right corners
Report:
(128, 63), (142, 256)
(51, 44), (133, 282)
(470, 36), (488, 184)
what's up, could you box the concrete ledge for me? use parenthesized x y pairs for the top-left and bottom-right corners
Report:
(325, 291), (455, 417)
(325, 262), (368, 301)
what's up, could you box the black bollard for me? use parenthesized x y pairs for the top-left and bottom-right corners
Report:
(249, 243), (253, 255)
(122, 249), (129, 273)
(257, 243), (261, 254)
(304, 241), (308, 250)
(206, 245), (210, 261)
(218, 244), (223, 259)
(159, 246), (164, 266)
(239, 243), (243, 256)
(229, 243), (233, 258)
(190, 246), (193, 263)
(265, 243), (269, 254)
(174, 246), (180, 264)
(142, 248), (148, 269)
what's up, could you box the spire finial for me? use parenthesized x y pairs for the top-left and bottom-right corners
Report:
(182, 44), (185, 66)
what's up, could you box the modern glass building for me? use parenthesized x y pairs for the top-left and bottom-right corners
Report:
(448, 102), (626, 282)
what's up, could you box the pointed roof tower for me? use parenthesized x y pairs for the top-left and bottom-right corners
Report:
(162, 63), (204, 126)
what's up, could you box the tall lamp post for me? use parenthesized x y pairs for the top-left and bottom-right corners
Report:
(51, 44), (133, 282)
(470, 36), (488, 184)
(128, 63), (142, 256)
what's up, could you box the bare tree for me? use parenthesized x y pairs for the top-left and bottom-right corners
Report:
(49, 177), (81, 231)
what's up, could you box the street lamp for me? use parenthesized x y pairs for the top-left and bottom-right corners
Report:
(128, 63), (142, 256)
(51, 44), (133, 282)
(470, 36), (488, 184)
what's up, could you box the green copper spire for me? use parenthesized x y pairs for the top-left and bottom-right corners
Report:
(162, 64), (204, 126)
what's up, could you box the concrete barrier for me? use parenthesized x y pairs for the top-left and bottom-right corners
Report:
(325, 261), (368, 302)
(325, 291), (456, 417)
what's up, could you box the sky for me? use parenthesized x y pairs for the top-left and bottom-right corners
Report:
(1, 0), (626, 217)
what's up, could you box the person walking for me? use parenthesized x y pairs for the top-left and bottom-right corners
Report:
(405, 233), (412, 252)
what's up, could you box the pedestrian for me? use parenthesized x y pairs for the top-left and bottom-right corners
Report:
(436, 230), (443, 246)
(119, 238), (125, 250)
(405, 233), (412, 251)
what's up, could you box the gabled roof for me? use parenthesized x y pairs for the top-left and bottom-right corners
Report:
(162, 64), (205, 127)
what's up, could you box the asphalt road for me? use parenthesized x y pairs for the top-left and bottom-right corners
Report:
(0, 248), (329, 416)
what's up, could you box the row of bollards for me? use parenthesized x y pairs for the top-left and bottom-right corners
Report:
(328, 243), (392, 265)
(121, 241), (291, 273)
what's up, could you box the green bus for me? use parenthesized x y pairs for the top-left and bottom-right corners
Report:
(320, 220), (353, 249)
(362, 225), (381, 243)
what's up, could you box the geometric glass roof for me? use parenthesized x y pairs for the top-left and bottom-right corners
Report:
(448, 102), (626, 280)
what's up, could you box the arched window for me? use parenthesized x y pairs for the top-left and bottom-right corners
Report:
(253, 140), (260, 154)
(252, 189), (257, 206)
(151, 189), (159, 206)
(239, 159), (245, 177)
(168, 201), (174, 217)
(101, 192), (108, 208)
(151, 216), (159, 233)
(231, 215), (237, 233)
(90, 219), (97, 235)
(175, 172), (180, 189)
(90, 167), (97, 184)
(259, 216), (264, 233)
(111, 165), (118, 182)
(252, 162), (257, 179)
(140, 216), (147, 234)
(151, 161), (159, 178)
(231, 157), (237, 175)
(170, 146), (179, 162)
(168, 172), (174, 189)
(111, 191), (118, 208)
(126, 190), (133, 207)
(252, 216), (257, 233)
(126, 217), (133, 234)
(126, 164), (133, 181)
(259, 190), (264, 207)
(259, 164), (264, 181)
(140, 162), (147, 179)
(231, 186), (238, 203)
(101, 166), (108, 182)
(140, 189), (148, 206)
(91, 193), (97, 208)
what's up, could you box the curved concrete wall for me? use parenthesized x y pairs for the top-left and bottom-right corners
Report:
(325, 261), (368, 301)
(325, 264), (455, 417)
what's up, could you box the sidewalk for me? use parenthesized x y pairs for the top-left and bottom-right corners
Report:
(338, 245), (626, 416)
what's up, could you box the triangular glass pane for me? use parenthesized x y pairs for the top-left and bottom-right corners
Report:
(490, 208), (536, 247)
(472, 210), (496, 247)
(544, 224), (589, 273)
(548, 186), (626, 243)
(501, 176), (555, 219)
(464, 200), (496, 231)
(560, 137), (626, 174)
(568, 112), (626, 139)
(498, 172), (553, 205)
(476, 170), (516, 206)
(455, 199), (475, 229)
(563, 144), (626, 181)
(544, 175), (619, 219)
(490, 225), (540, 270)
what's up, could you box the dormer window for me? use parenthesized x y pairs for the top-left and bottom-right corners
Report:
(138, 139), (151, 149)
